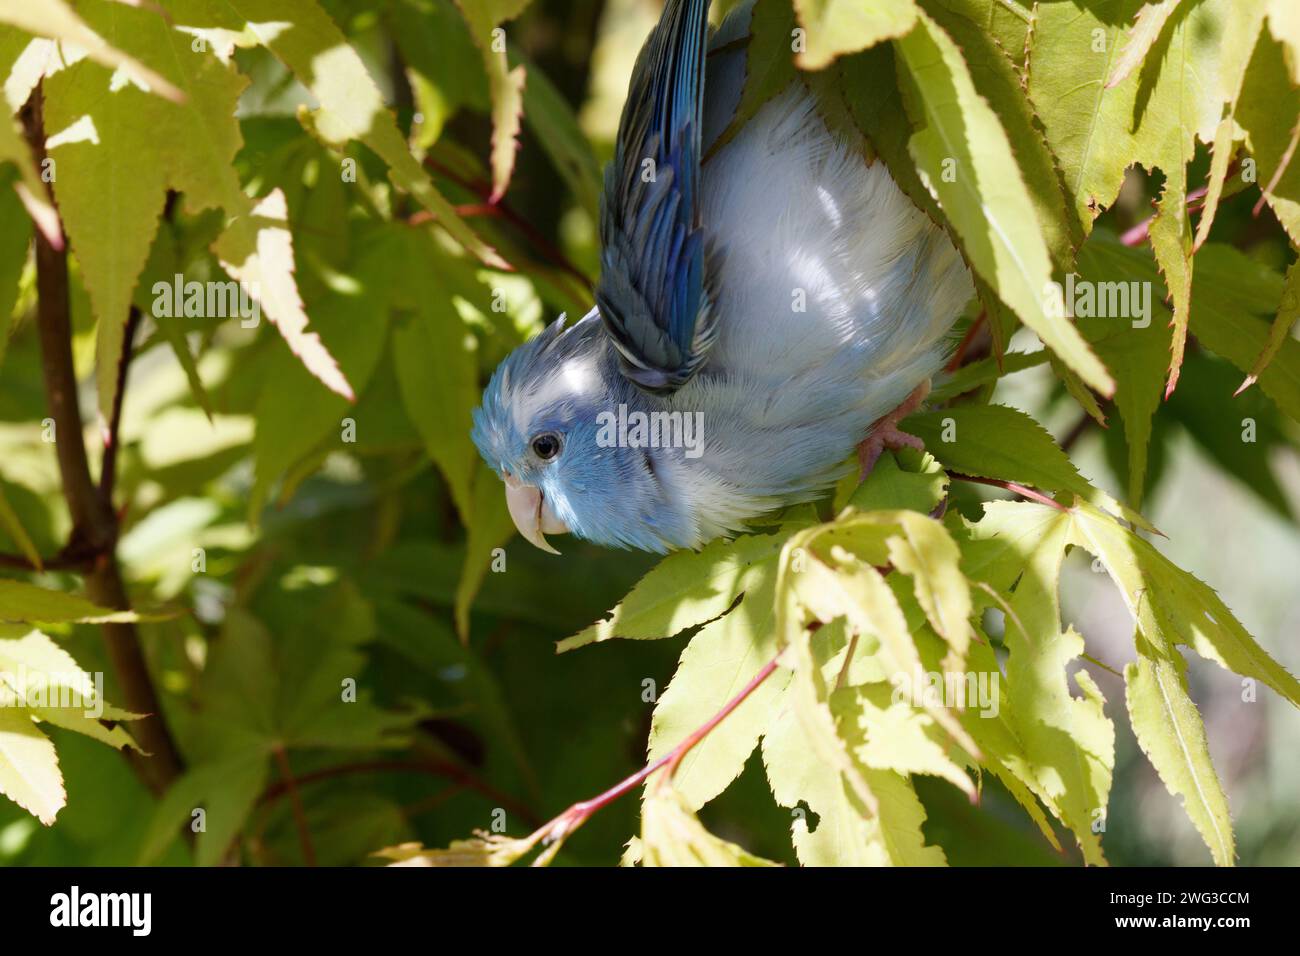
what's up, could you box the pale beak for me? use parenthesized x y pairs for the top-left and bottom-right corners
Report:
(503, 472), (568, 555)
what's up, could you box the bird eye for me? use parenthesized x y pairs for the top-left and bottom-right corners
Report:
(531, 433), (562, 461)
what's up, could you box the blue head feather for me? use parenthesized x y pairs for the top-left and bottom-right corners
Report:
(471, 311), (697, 553)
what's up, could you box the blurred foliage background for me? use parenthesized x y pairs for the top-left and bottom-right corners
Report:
(0, 0), (1297, 866)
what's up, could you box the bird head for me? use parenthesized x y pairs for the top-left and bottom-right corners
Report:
(471, 311), (682, 554)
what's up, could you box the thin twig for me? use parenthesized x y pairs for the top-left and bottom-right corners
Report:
(1254, 118), (1300, 217)
(21, 84), (184, 795)
(258, 758), (541, 828)
(401, 784), (469, 820)
(948, 472), (1069, 511)
(0, 549), (96, 571)
(532, 652), (785, 850)
(422, 156), (594, 294)
(1058, 412), (1097, 454)
(98, 306), (142, 500)
(1121, 184), (1208, 247)
(273, 746), (317, 867)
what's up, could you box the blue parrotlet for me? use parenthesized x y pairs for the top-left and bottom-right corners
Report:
(471, 0), (973, 554)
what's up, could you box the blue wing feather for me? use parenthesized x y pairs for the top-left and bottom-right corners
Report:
(596, 0), (716, 394)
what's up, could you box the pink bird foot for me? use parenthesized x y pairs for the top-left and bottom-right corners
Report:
(856, 381), (931, 480)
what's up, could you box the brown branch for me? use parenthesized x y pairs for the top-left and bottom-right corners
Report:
(422, 156), (594, 295)
(0, 548), (96, 571)
(401, 784), (468, 820)
(1058, 411), (1098, 454)
(258, 758), (541, 828)
(945, 310), (988, 373)
(21, 85), (183, 795)
(1253, 118), (1299, 217)
(273, 746), (317, 867)
(531, 652), (784, 850)
(98, 306), (142, 500)
(947, 472), (1069, 511)
(1122, 184), (1209, 247)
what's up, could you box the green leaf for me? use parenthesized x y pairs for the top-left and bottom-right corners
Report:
(519, 50), (601, 219)
(454, 461), (519, 642)
(0, 628), (141, 825)
(558, 528), (796, 652)
(839, 41), (942, 222)
(453, 0), (529, 202)
(781, 521), (981, 815)
(1067, 500), (1300, 707)
(816, 506), (976, 673)
(922, 0), (1084, 269)
(776, 536), (879, 818)
(638, 784), (780, 866)
(709, 0), (800, 158)
(0, 707), (62, 826)
(1189, 250), (1300, 422)
(0, 580), (145, 624)
(248, 265), (391, 518)
(0, 0), (182, 101)
(831, 683), (974, 796)
(377, 833), (539, 867)
(965, 502), (1114, 864)
(1075, 233), (1172, 506)
(177, 0), (504, 268)
(880, 510), (973, 670)
(929, 349), (1048, 403)
(905, 403), (1091, 497)
(0, 482), (41, 571)
(764, 702), (946, 865)
(1024, 0), (1142, 228)
(895, 10), (1113, 395)
(1125, 638), (1235, 866)
(391, 0), (488, 147)
(644, 569), (790, 811)
(1238, 6), (1300, 246)
(1270, 0), (1300, 85)
(1030, 0), (1257, 393)
(913, 400), (1151, 532)
(42, 1), (351, 422)
(793, 0), (919, 70)
(0, 173), (30, 359)
(0, 109), (58, 259)
(1167, 350), (1295, 518)
(1106, 1), (1185, 90)
(391, 235), (479, 524)
(1238, 258), (1300, 395)
(935, 631), (1065, 851)
(843, 448), (949, 514)
(139, 751), (268, 866)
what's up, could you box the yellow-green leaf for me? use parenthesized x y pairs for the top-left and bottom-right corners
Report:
(1125, 640), (1235, 866)
(793, 0), (918, 71)
(0, 0), (182, 101)
(895, 10), (1113, 395)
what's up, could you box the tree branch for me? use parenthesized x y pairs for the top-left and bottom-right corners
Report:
(530, 652), (784, 853)
(947, 472), (1069, 511)
(421, 156), (594, 296)
(273, 746), (317, 867)
(21, 85), (183, 795)
(257, 758), (541, 828)
(98, 305), (142, 500)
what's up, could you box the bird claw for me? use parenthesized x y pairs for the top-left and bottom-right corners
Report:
(856, 381), (931, 480)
